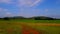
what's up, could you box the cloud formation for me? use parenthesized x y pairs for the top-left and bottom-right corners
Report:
(0, 0), (13, 4)
(18, 0), (41, 7)
(19, 8), (41, 17)
(45, 9), (48, 12)
(0, 8), (12, 17)
(6, 12), (11, 16)
(0, 8), (2, 12)
(0, 8), (9, 12)
(17, 0), (42, 17)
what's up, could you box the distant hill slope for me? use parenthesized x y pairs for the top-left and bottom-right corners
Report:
(0, 16), (58, 20)
(30, 16), (55, 20)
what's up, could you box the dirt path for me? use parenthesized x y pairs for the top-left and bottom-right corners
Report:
(21, 23), (60, 26)
(14, 22), (60, 34)
(0, 22), (60, 34)
(14, 22), (60, 27)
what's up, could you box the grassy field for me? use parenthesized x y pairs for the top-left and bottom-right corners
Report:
(0, 20), (60, 34)
(5, 19), (60, 23)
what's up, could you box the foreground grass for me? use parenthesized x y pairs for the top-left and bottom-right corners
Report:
(0, 20), (60, 34)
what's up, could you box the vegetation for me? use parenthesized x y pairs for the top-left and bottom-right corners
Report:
(0, 20), (60, 34)
(0, 16), (60, 34)
(0, 16), (60, 23)
(1, 16), (58, 20)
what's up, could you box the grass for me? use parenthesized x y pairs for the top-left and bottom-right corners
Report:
(33, 26), (60, 34)
(0, 19), (60, 23)
(0, 19), (60, 34)
(5, 19), (60, 23)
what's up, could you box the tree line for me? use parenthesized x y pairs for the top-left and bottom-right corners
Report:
(0, 16), (59, 20)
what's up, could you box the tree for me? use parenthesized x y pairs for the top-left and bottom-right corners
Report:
(33, 16), (54, 20)
(3, 17), (9, 20)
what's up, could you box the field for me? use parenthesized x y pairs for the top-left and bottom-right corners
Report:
(0, 19), (60, 34)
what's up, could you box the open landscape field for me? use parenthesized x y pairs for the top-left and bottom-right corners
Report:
(0, 0), (60, 34)
(3, 19), (60, 23)
(0, 19), (60, 34)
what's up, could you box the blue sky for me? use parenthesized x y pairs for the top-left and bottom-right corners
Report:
(0, 0), (60, 18)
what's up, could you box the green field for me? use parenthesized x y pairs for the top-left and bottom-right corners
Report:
(0, 20), (60, 34)
(1, 19), (60, 23)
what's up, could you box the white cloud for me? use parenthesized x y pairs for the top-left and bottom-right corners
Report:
(0, 8), (2, 12)
(0, 0), (13, 4)
(3, 9), (12, 16)
(31, 0), (41, 7)
(5, 12), (12, 17)
(18, 0), (41, 7)
(45, 9), (48, 12)
(19, 8), (41, 17)
(0, 8), (9, 12)
(3, 9), (8, 11)
(6, 12), (11, 15)
(0, 8), (12, 17)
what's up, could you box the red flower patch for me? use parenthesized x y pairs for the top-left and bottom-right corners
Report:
(22, 26), (39, 34)
(22, 29), (39, 34)
(21, 24), (39, 34)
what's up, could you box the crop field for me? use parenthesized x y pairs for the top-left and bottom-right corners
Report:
(0, 20), (60, 34)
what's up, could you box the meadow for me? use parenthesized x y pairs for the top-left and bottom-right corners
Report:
(0, 19), (60, 34)
(9, 19), (60, 23)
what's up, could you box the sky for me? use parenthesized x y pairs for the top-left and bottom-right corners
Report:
(0, 0), (60, 18)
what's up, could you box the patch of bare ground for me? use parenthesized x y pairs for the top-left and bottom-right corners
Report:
(14, 22), (50, 34)
(12, 22), (60, 34)
(33, 23), (60, 26)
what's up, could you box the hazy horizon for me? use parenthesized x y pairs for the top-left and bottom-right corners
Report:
(0, 0), (60, 18)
